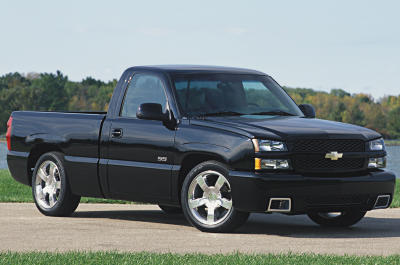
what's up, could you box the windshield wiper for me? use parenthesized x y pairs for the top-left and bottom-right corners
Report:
(249, 110), (296, 116)
(196, 111), (245, 117)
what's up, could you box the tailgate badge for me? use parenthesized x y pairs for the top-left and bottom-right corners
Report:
(325, 151), (343, 161)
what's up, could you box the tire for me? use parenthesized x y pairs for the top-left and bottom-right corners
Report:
(32, 152), (81, 217)
(158, 205), (182, 214)
(181, 160), (249, 233)
(307, 210), (366, 227)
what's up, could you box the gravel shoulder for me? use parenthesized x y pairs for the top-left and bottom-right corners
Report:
(1, 203), (400, 255)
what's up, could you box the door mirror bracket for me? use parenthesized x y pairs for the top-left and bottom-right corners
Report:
(137, 103), (169, 121)
(298, 104), (316, 118)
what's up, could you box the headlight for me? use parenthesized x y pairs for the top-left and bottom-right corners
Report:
(255, 158), (291, 170)
(368, 157), (386, 168)
(369, 138), (385, 151)
(252, 139), (287, 152)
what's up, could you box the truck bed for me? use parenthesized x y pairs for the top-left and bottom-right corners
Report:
(7, 111), (106, 196)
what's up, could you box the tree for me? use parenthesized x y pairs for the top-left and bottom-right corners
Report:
(387, 107), (400, 139)
(0, 71), (399, 138)
(29, 71), (68, 111)
(330, 88), (350, 98)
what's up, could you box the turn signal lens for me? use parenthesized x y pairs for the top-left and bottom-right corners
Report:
(255, 158), (291, 170)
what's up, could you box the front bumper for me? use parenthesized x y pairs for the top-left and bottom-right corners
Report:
(229, 170), (396, 214)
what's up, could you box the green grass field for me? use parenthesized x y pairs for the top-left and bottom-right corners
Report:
(0, 169), (398, 207)
(385, 140), (400, 146)
(0, 252), (400, 265)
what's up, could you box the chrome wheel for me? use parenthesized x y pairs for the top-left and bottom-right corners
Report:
(34, 160), (61, 209)
(187, 170), (233, 226)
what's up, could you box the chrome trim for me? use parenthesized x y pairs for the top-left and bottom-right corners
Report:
(325, 151), (343, 161)
(34, 160), (61, 209)
(373, 195), (391, 209)
(187, 170), (233, 226)
(267, 197), (292, 212)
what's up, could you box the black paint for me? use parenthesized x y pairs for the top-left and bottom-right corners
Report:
(7, 65), (396, 213)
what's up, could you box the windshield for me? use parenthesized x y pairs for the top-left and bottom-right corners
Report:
(172, 74), (304, 117)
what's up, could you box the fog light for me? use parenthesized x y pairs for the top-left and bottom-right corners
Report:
(255, 158), (291, 170)
(368, 157), (386, 168)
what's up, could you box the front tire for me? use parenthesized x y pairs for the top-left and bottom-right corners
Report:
(307, 210), (366, 227)
(32, 152), (81, 217)
(181, 160), (249, 232)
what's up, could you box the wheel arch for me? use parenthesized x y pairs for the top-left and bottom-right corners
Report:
(27, 144), (63, 186)
(177, 152), (228, 202)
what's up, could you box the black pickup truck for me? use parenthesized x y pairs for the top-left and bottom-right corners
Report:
(6, 65), (396, 232)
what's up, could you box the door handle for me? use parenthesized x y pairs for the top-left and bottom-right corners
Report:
(111, 128), (123, 138)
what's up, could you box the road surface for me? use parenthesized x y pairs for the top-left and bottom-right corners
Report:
(1, 203), (399, 255)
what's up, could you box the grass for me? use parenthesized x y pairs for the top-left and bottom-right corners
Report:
(0, 169), (133, 204)
(0, 169), (399, 207)
(392, 181), (400, 207)
(0, 252), (400, 265)
(385, 140), (400, 146)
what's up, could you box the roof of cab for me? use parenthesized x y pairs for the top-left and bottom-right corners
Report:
(126, 65), (266, 75)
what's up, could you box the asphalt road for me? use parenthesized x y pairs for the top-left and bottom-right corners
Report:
(1, 203), (400, 255)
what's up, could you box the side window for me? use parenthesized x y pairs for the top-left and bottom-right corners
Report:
(120, 74), (167, 118)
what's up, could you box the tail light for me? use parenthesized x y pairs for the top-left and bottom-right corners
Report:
(6, 116), (12, 151)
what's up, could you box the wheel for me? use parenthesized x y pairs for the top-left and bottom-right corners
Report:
(32, 152), (81, 217)
(181, 160), (249, 232)
(307, 210), (366, 227)
(159, 205), (182, 214)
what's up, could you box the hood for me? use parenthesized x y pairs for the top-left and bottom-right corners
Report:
(191, 115), (381, 141)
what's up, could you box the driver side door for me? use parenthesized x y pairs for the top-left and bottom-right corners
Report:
(106, 73), (176, 201)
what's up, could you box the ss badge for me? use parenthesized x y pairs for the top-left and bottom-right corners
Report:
(157, 156), (167, 162)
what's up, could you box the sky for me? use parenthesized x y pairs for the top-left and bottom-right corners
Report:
(1, 0), (399, 98)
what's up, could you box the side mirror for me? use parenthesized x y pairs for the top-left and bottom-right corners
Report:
(137, 103), (168, 121)
(299, 104), (316, 118)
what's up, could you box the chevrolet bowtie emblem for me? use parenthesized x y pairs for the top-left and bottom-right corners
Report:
(325, 151), (343, 161)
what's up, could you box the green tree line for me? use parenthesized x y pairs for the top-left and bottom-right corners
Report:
(0, 71), (399, 138)
(285, 87), (400, 139)
(0, 71), (116, 133)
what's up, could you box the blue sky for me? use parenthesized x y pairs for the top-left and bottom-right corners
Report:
(1, 0), (399, 98)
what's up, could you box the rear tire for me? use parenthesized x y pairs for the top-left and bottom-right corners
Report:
(159, 205), (182, 214)
(181, 160), (249, 233)
(307, 210), (366, 227)
(32, 152), (81, 217)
